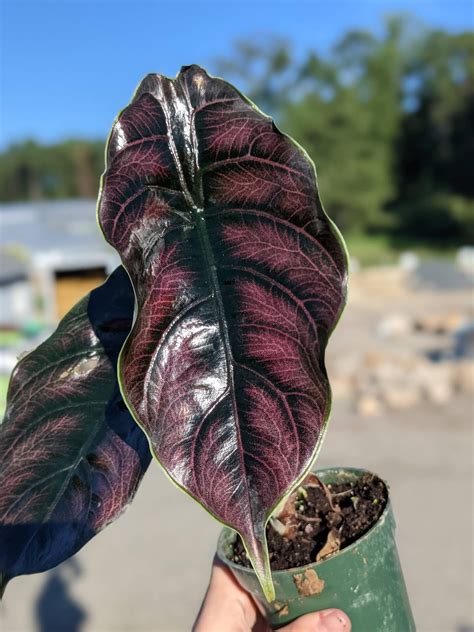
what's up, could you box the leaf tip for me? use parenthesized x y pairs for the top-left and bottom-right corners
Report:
(242, 530), (276, 604)
(260, 574), (276, 603)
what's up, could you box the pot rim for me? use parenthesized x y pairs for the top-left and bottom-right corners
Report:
(217, 466), (391, 576)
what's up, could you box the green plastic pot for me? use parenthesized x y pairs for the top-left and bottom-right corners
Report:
(217, 467), (415, 631)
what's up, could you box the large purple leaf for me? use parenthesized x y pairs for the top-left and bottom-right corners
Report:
(0, 267), (150, 595)
(98, 65), (348, 600)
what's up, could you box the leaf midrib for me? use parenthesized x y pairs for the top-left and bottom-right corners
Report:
(159, 76), (255, 531)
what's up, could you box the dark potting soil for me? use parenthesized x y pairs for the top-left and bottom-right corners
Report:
(231, 473), (387, 570)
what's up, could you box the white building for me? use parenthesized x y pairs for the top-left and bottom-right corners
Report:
(0, 199), (119, 327)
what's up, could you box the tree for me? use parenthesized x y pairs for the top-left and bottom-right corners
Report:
(284, 17), (408, 231)
(215, 36), (294, 117)
(0, 139), (104, 202)
(393, 29), (474, 241)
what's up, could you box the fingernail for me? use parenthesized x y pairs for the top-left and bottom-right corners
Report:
(318, 608), (351, 631)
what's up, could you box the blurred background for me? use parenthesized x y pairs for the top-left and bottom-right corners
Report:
(0, 1), (472, 631)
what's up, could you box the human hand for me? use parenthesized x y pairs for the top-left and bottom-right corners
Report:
(193, 558), (351, 632)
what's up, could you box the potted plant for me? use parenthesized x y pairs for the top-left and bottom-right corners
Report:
(0, 66), (414, 630)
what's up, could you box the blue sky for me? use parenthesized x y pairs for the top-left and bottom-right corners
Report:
(1, 0), (472, 148)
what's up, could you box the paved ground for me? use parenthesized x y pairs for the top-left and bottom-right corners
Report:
(1, 267), (473, 632)
(1, 394), (472, 632)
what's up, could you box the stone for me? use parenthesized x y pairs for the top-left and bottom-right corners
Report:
(381, 384), (421, 410)
(372, 361), (409, 386)
(356, 395), (383, 417)
(399, 251), (419, 272)
(454, 360), (474, 393)
(456, 246), (474, 278)
(349, 257), (360, 274)
(424, 380), (454, 405)
(414, 362), (454, 405)
(376, 313), (413, 339)
(415, 311), (466, 335)
(363, 351), (386, 369)
(331, 375), (356, 398)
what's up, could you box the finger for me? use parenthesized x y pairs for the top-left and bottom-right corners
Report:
(280, 609), (351, 632)
(193, 557), (262, 632)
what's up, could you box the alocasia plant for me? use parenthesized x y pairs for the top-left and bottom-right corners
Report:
(0, 267), (150, 595)
(98, 65), (347, 600)
(0, 65), (347, 602)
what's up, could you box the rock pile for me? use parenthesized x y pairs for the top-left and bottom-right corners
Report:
(329, 310), (474, 417)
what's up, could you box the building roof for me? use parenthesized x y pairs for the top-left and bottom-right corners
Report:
(0, 252), (28, 285)
(0, 199), (115, 256)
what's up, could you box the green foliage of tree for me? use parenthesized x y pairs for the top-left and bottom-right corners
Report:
(393, 29), (474, 241)
(284, 89), (390, 230)
(216, 16), (473, 244)
(0, 139), (104, 202)
(1, 15), (472, 247)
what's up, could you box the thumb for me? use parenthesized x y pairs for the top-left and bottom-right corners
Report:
(280, 609), (351, 632)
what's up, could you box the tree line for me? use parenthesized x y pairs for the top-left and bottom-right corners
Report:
(1, 15), (472, 245)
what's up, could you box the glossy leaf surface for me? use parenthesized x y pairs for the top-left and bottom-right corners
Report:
(0, 267), (150, 594)
(98, 65), (348, 600)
